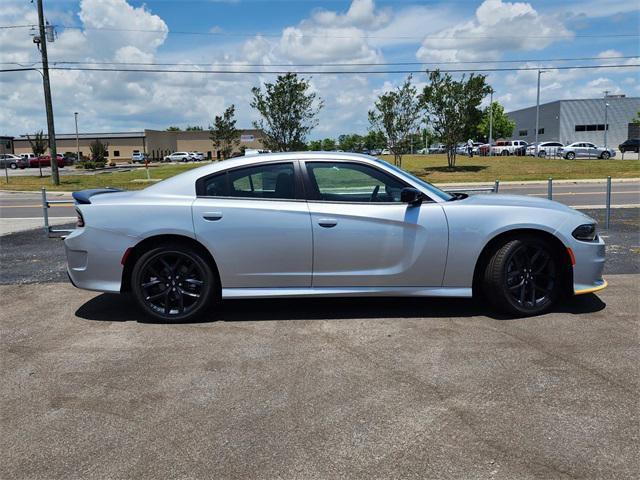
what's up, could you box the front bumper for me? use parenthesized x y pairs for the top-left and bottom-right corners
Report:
(571, 235), (606, 295)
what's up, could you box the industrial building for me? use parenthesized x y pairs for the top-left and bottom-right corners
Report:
(507, 96), (640, 149)
(11, 129), (264, 161)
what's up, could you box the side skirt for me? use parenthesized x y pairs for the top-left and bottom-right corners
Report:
(221, 286), (473, 299)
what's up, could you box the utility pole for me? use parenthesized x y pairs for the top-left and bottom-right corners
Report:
(488, 88), (494, 156)
(35, 0), (59, 185)
(74, 112), (80, 162)
(534, 70), (546, 157)
(604, 102), (609, 148)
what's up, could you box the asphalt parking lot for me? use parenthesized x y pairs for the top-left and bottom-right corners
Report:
(1, 209), (638, 479)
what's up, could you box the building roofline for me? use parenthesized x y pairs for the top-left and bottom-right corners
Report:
(507, 96), (640, 115)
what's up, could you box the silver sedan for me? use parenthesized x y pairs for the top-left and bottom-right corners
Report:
(559, 142), (616, 159)
(65, 152), (606, 322)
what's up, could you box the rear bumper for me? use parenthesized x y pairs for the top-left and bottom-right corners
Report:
(575, 278), (607, 295)
(65, 226), (131, 293)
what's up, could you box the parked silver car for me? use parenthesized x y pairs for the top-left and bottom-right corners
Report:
(163, 151), (192, 162)
(0, 154), (27, 169)
(558, 142), (616, 160)
(65, 152), (606, 322)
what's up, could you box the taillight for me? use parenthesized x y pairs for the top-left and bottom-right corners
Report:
(76, 208), (85, 228)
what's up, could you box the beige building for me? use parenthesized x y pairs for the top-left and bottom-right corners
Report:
(11, 129), (264, 162)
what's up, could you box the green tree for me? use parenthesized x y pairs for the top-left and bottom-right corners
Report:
(632, 110), (640, 125)
(185, 125), (203, 131)
(478, 101), (515, 141)
(321, 138), (336, 151)
(420, 70), (490, 168)
(166, 126), (182, 131)
(250, 73), (323, 151)
(26, 130), (47, 156)
(364, 130), (387, 151)
(308, 139), (323, 150)
(368, 75), (422, 167)
(338, 134), (364, 152)
(89, 139), (109, 166)
(26, 130), (48, 177)
(209, 105), (240, 160)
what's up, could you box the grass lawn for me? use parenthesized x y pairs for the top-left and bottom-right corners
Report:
(1, 154), (638, 192)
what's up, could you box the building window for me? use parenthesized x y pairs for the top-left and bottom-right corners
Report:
(113, 150), (120, 157)
(538, 128), (544, 135)
(575, 124), (609, 132)
(207, 151), (212, 159)
(104, 151), (109, 157)
(518, 129), (528, 136)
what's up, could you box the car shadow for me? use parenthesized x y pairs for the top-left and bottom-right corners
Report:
(75, 293), (606, 324)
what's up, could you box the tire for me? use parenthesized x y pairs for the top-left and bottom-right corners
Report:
(566, 152), (576, 160)
(9, 162), (17, 169)
(501, 150), (509, 156)
(538, 151), (546, 158)
(600, 151), (610, 160)
(483, 237), (560, 316)
(131, 244), (216, 322)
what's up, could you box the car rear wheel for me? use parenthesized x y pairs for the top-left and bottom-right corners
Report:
(501, 150), (509, 156)
(537, 151), (546, 158)
(600, 151), (610, 159)
(566, 152), (576, 160)
(483, 237), (560, 316)
(131, 245), (216, 322)
(9, 162), (17, 169)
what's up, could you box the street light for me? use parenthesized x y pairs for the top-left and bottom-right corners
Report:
(74, 112), (79, 163)
(534, 69), (547, 157)
(604, 102), (609, 149)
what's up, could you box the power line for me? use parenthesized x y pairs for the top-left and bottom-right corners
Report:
(3, 23), (639, 40)
(1, 64), (637, 75)
(3, 55), (637, 68)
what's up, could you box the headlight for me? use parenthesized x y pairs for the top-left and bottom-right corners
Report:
(572, 224), (597, 242)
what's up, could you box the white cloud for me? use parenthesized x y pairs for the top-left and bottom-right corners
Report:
(416, 0), (572, 62)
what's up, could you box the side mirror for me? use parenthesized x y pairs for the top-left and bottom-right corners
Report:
(401, 187), (424, 205)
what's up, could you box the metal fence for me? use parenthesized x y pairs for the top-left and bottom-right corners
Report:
(41, 187), (75, 237)
(42, 177), (618, 237)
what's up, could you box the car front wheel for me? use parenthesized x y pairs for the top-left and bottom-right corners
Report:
(131, 244), (216, 322)
(566, 152), (576, 160)
(600, 151), (610, 159)
(483, 237), (560, 316)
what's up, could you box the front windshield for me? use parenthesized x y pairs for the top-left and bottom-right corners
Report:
(374, 159), (453, 201)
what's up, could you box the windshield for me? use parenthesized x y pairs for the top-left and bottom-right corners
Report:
(374, 159), (453, 201)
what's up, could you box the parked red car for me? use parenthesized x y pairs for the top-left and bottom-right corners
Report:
(31, 154), (66, 168)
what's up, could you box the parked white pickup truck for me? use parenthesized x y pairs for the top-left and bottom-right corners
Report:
(491, 140), (527, 156)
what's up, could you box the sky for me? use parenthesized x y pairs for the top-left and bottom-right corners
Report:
(0, 0), (638, 139)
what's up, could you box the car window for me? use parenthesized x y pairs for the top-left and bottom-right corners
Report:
(305, 162), (407, 203)
(200, 162), (296, 200)
(586, 143), (596, 148)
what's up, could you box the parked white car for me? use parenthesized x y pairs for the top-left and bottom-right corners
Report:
(163, 152), (192, 162)
(381, 148), (391, 155)
(131, 152), (149, 163)
(526, 142), (564, 158)
(189, 152), (205, 161)
(558, 143), (616, 160)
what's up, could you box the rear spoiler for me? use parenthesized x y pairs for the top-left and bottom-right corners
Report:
(72, 188), (123, 205)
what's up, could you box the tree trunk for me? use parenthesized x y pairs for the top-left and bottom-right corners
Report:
(447, 149), (457, 168)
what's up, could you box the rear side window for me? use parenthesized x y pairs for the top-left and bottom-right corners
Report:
(198, 162), (296, 200)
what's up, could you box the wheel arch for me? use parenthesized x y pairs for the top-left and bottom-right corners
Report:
(471, 228), (573, 299)
(120, 233), (221, 294)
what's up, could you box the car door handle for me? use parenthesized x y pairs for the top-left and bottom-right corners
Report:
(318, 218), (338, 228)
(202, 212), (223, 221)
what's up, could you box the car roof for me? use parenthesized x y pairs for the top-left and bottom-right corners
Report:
(143, 151), (393, 196)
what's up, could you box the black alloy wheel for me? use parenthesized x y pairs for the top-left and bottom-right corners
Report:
(132, 245), (215, 322)
(504, 243), (556, 311)
(484, 238), (560, 316)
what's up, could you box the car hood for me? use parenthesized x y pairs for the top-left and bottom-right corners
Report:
(451, 193), (580, 214)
